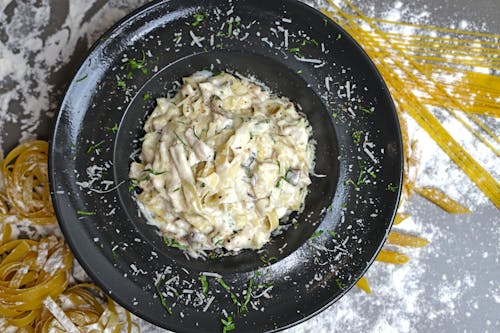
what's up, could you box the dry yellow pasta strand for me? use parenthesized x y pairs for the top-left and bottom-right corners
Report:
(323, 1), (500, 208)
(1, 140), (54, 222)
(337, 1), (500, 158)
(0, 237), (72, 325)
(349, 32), (500, 117)
(387, 232), (430, 248)
(0, 140), (138, 332)
(345, 11), (500, 39)
(376, 250), (410, 264)
(415, 187), (471, 213)
(34, 284), (135, 333)
(393, 213), (410, 225)
(355, 276), (371, 294)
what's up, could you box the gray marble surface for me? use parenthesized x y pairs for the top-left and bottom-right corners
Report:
(0, 0), (498, 332)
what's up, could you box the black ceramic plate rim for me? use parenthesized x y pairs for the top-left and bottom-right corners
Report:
(49, 0), (403, 331)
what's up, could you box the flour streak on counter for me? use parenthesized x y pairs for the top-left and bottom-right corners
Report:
(0, 0), (149, 150)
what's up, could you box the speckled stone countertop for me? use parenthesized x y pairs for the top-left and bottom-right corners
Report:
(0, 0), (498, 332)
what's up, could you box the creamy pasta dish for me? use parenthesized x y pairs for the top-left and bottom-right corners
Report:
(130, 71), (316, 257)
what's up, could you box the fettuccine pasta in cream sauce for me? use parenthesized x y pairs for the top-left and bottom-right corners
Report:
(130, 71), (316, 256)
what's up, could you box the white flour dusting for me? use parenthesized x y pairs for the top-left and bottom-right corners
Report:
(0, 0), (498, 332)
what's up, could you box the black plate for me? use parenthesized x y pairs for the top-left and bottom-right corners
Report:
(49, 0), (402, 332)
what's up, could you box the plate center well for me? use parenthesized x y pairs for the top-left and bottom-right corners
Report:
(114, 51), (339, 273)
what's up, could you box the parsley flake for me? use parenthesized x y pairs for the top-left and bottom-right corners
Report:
(76, 74), (88, 82)
(155, 278), (173, 315)
(86, 141), (104, 153)
(387, 183), (398, 192)
(259, 255), (277, 265)
(310, 230), (324, 239)
(77, 210), (95, 216)
(221, 315), (235, 333)
(191, 13), (206, 27)
(352, 130), (364, 144)
(105, 123), (119, 133)
(199, 274), (209, 296)
(144, 168), (167, 176)
(163, 236), (187, 250)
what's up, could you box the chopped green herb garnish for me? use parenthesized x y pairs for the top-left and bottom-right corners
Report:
(357, 169), (366, 186)
(341, 202), (347, 208)
(192, 12), (206, 27)
(337, 34), (342, 40)
(387, 183), (398, 192)
(216, 31), (223, 37)
(240, 276), (254, 313)
(117, 80), (126, 89)
(310, 230), (324, 239)
(259, 255), (277, 265)
(172, 187), (180, 192)
(335, 278), (344, 289)
(331, 112), (337, 119)
(125, 50), (148, 78)
(174, 132), (188, 146)
(345, 161), (370, 190)
(144, 168), (167, 175)
(221, 315), (235, 333)
(214, 238), (224, 246)
(323, 18), (328, 26)
(275, 168), (293, 188)
(208, 252), (218, 259)
(216, 278), (231, 292)
(327, 230), (337, 237)
(143, 93), (151, 100)
(361, 107), (374, 114)
(344, 178), (358, 189)
(230, 292), (241, 307)
(352, 130), (364, 144)
(288, 47), (303, 58)
(301, 38), (318, 46)
(77, 210), (95, 216)
(327, 203), (333, 211)
(297, 69), (303, 74)
(163, 236), (188, 250)
(105, 123), (119, 133)
(199, 274), (209, 296)
(227, 21), (233, 37)
(128, 50), (145, 70)
(156, 278), (173, 315)
(128, 175), (148, 192)
(216, 43), (222, 48)
(192, 127), (201, 140)
(76, 74), (88, 82)
(86, 141), (104, 153)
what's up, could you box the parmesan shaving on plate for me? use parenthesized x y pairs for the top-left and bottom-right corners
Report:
(130, 71), (316, 257)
